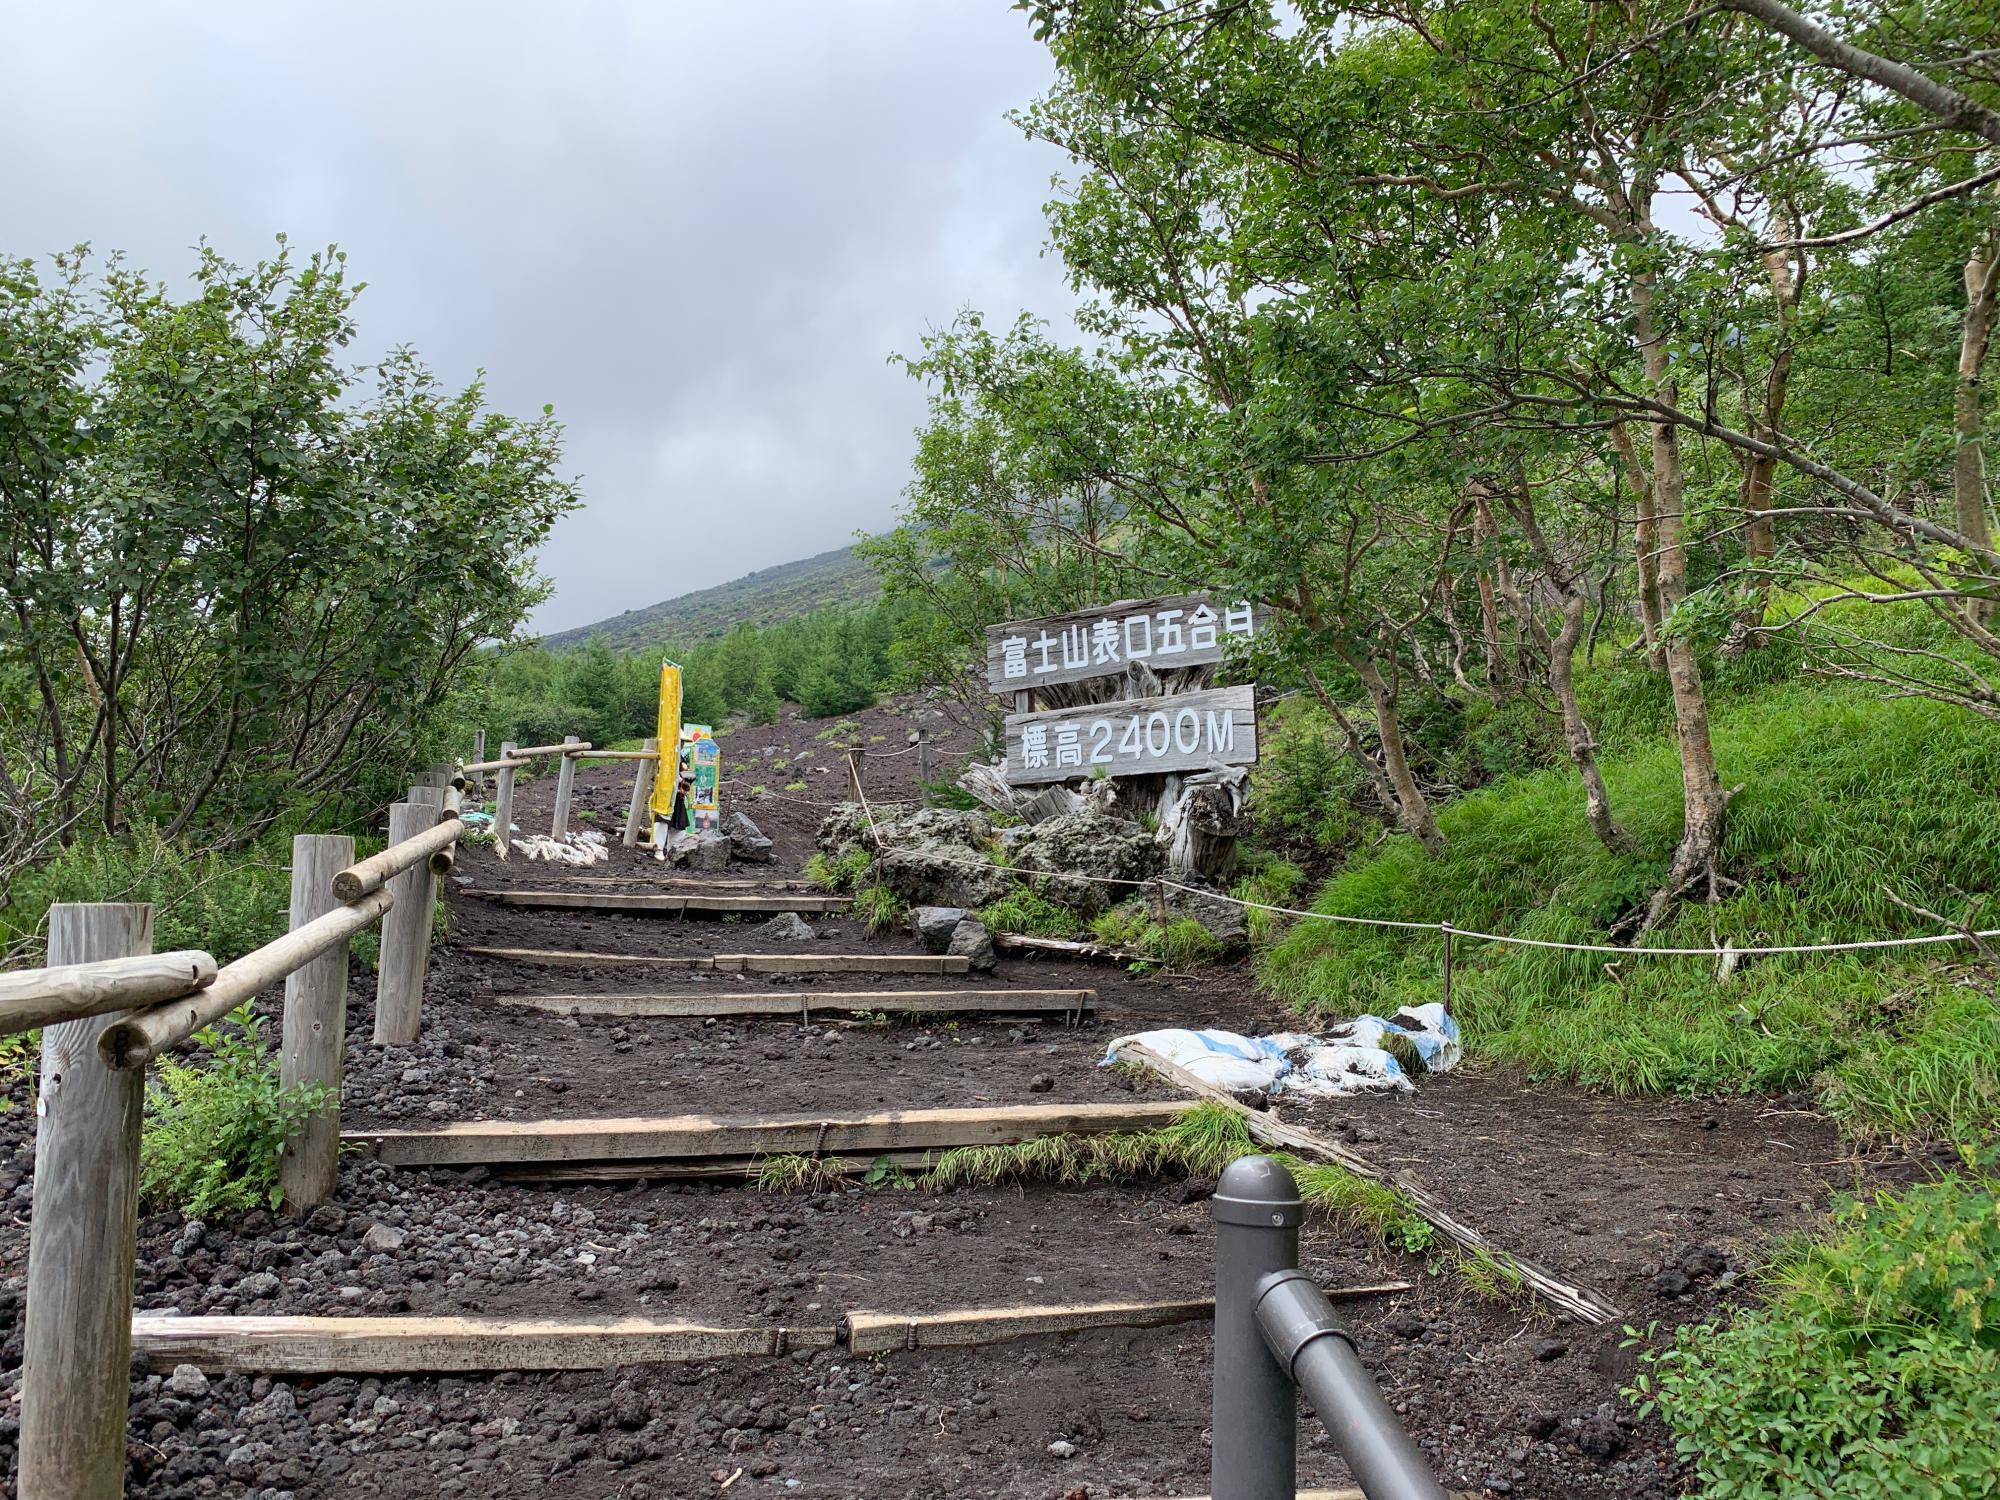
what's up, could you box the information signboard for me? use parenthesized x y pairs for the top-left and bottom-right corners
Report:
(1001, 684), (1256, 787)
(984, 594), (1271, 695)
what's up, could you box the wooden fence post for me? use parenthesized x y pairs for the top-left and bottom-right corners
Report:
(374, 802), (441, 1045)
(551, 734), (581, 838)
(623, 737), (658, 848)
(916, 726), (932, 800)
(470, 730), (486, 794)
(279, 834), (355, 1212)
(408, 783), (445, 809)
(494, 740), (518, 861)
(21, 901), (151, 1499)
(846, 746), (867, 806)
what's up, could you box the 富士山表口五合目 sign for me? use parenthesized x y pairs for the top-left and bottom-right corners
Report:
(985, 595), (1269, 694)
(1002, 685), (1255, 786)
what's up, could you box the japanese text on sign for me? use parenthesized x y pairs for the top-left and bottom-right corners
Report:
(986, 594), (1268, 694)
(1003, 685), (1257, 787)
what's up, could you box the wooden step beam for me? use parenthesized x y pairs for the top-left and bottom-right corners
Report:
(463, 890), (849, 915)
(131, 1314), (836, 1374)
(846, 1281), (1409, 1355)
(462, 946), (713, 968)
(460, 947), (971, 976)
(715, 953), (971, 976)
(348, 1100), (1195, 1170)
(494, 988), (1093, 1021)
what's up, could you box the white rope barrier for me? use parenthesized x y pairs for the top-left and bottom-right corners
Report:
(843, 787), (1998, 962)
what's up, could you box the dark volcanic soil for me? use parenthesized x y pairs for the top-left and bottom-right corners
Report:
(0, 694), (1919, 1499)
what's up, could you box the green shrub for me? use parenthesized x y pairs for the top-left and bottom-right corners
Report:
(140, 1008), (329, 1217)
(2, 827), (290, 965)
(1634, 1161), (2000, 1499)
(1091, 901), (1226, 968)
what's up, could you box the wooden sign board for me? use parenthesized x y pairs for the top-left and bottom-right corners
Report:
(1002, 685), (1256, 786)
(985, 594), (1271, 695)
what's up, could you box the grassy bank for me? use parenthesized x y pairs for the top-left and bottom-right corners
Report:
(1259, 679), (2000, 1141)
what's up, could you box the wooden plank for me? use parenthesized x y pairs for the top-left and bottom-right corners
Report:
(461, 946), (715, 968)
(985, 593), (1272, 693)
(847, 1281), (1410, 1354)
(718, 953), (971, 975)
(460, 948), (968, 976)
(463, 890), (849, 915)
(349, 1100), (1196, 1168)
(494, 988), (1093, 1020)
(1115, 1043), (1623, 1325)
(487, 1150), (941, 1183)
(131, 1315), (838, 1374)
(1002, 685), (1256, 787)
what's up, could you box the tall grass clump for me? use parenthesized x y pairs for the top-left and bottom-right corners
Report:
(1259, 681), (2000, 1139)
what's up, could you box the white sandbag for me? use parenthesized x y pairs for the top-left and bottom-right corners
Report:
(1100, 1028), (1289, 1094)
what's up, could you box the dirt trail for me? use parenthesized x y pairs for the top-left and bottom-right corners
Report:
(0, 696), (1915, 1498)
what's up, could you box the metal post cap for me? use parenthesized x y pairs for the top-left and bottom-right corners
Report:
(1211, 1153), (1304, 1227)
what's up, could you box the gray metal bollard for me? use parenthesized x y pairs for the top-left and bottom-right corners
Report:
(1256, 1270), (1450, 1500)
(1212, 1154), (1302, 1500)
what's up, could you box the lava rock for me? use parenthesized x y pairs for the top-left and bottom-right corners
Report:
(361, 1224), (407, 1255)
(946, 917), (997, 972)
(165, 1364), (210, 1398)
(1009, 811), (1161, 917)
(756, 912), (817, 943)
(725, 811), (774, 863)
(913, 907), (970, 953)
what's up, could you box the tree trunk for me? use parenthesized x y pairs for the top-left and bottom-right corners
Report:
(1491, 476), (1637, 856)
(1730, 229), (1803, 649)
(1632, 242), (1732, 927)
(1470, 485), (1511, 698)
(1956, 230), (1999, 624)
(1342, 646), (1442, 852)
(1610, 422), (1666, 668)
(1550, 594), (1637, 854)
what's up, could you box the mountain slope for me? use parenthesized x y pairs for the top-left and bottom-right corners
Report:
(541, 544), (879, 651)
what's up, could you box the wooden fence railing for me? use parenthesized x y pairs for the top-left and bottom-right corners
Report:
(457, 735), (659, 856)
(0, 781), (465, 1498)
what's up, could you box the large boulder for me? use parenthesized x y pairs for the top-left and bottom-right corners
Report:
(913, 906), (970, 953)
(689, 830), (732, 872)
(820, 805), (1014, 910)
(1162, 879), (1250, 954)
(756, 911), (817, 943)
(947, 917), (998, 972)
(1009, 810), (1163, 917)
(726, 811), (774, 863)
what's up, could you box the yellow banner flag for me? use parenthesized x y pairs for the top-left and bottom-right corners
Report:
(650, 661), (683, 821)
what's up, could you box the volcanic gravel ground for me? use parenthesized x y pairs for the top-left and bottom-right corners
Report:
(0, 694), (1934, 1498)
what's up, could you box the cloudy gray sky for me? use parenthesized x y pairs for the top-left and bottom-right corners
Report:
(2, 1), (1079, 633)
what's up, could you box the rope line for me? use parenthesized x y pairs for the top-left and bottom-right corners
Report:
(844, 787), (1998, 962)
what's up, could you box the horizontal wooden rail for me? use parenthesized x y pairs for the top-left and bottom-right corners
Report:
(512, 740), (593, 758)
(0, 950), (216, 1038)
(570, 749), (660, 761)
(331, 817), (463, 902)
(457, 756), (531, 774)
(100, 887), (394, 1070)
